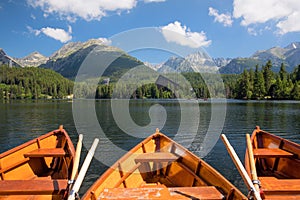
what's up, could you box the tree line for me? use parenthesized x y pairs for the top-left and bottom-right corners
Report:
(234, 61), (300, 100)
(1, 60), (300, 100)
(0, 65), (73, 99)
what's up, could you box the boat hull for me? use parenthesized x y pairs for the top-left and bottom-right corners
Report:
(0, 126), (75, 200)
(83, 130), (246, 200)
(245, 126), (300, 199)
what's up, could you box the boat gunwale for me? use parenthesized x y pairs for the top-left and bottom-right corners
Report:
(0, 126), (75, 160)
(245, 126), (300, 198)
(251, 126), (300, 150)
(83, 131), (246, 199)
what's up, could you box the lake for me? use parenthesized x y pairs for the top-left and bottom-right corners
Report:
(0, 99), (300, 196)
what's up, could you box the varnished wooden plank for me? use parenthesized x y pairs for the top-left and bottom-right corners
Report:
(0, 179), (68, 195)
(260, 177), (300, 193)
(135, 152), (178, 163)
(113, 162), (142, 188)
(99, 186), (223, 200)
(0, 158), (30, 174)
(24, 148), (66, 157)
(169, 186), (223, 199)
(253, 148), (293, 158)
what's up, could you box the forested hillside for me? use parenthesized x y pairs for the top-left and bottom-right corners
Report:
(234, 61), (300, 100)
(0, 65), (73, 99)
(1, 60), (300, 100)
(92, 61), (300, 100)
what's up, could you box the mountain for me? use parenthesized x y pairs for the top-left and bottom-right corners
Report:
(39, 39), (144, 79)
(0, 49), (22, 67)
(2, 40), (300, 76)
(213, 58), (232, 68)
(156, 51), (219, 73)
(15, 52), (48, 67)
(220, 42), (300, 74)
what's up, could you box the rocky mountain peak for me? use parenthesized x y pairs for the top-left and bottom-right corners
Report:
(285, 42), (300, 50)
(15, 51), (48, 67)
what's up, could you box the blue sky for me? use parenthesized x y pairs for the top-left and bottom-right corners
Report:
(1, 0), (300, 63)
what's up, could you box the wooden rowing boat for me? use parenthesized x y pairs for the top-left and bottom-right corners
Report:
(82, 129), (246, 200)
(0, 125), (75, 200)
(245, 126), (300, 199)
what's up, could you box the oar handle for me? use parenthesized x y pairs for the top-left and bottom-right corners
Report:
(68, 138), (99, 200)
(221, 134), (262, 200)
(70, 134), (83, 183)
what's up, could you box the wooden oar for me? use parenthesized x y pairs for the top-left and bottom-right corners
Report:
(246, 133), (260, 192)
(221, 134), (262, 200)
(68, 138), (99, 200)
(69, 134), (83, 185)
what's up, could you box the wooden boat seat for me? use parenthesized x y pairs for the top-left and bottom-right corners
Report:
(24, 148), (66, 157)
(99, 186), (224, 199)
(0, 179), (68, 195)
(135, 152), (179, 163)
(260, 177), (300, 194)
(253, 148), (293, 158)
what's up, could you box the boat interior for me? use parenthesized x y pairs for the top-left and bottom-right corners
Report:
(87, 132), (245, 200)
(247, 128), (300, 199)
(0, 127), (74, 198)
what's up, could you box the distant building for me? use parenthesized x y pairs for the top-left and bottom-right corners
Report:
(155, 75), (179, 90)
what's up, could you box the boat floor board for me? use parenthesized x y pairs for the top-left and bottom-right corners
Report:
(253, 148), (293, 158)
(99, 186), (224, 200)
(24, 148), (66, 157)
(260, 176), (300, 195)
(0, 179), (68, 195)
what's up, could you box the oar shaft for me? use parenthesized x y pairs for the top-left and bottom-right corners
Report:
(221, 134), (262, 200)
(70, 134), (83, 182)
(68, 138), (99, 200)
(246, 133), (260, 192)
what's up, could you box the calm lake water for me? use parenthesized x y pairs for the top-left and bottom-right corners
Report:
(0, 99), (300, 195)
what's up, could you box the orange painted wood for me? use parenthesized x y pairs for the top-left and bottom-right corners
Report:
(82, 132), (247, 200)
(114, 162), (142, 188)
(135, 152), (179, 163)
(0, 179), (68, 195)
(0, 126), (76, 199)
(169, 186), (224, 199)
(253, 148), (293, 158)
(0, 158), (29, 174)
(260, 177), (300, 193)
(99, 186), (223, 200)
(24, 148), (66, 157)
(245, 127), (300, 199)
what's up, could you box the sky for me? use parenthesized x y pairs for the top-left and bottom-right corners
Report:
(1, 0), (300, 63)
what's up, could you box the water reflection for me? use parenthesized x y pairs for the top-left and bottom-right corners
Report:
(0, 100), (299, 196)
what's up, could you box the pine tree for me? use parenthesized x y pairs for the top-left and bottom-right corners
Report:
(262, 60), (274, 96)
(236, 69), (252, 99)
(253, 65), (266, 99)
(291, 81), (300, 100)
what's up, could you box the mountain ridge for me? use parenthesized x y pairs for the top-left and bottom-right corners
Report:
(220, 42), (300, 73)
(1, 40), (300, 76)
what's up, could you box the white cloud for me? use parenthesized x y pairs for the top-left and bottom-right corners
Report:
(233, 0), (300, 34)
(27, 25), (41, 35)
(161, 21), (211, 48)
(247, 27), (257, 36)
(208, 7), (233, 27)
(41, 26), (72, 43)
(98, 37), (112, 45)
(27, 25), (72, 43)
(27, 0), (138, 21)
